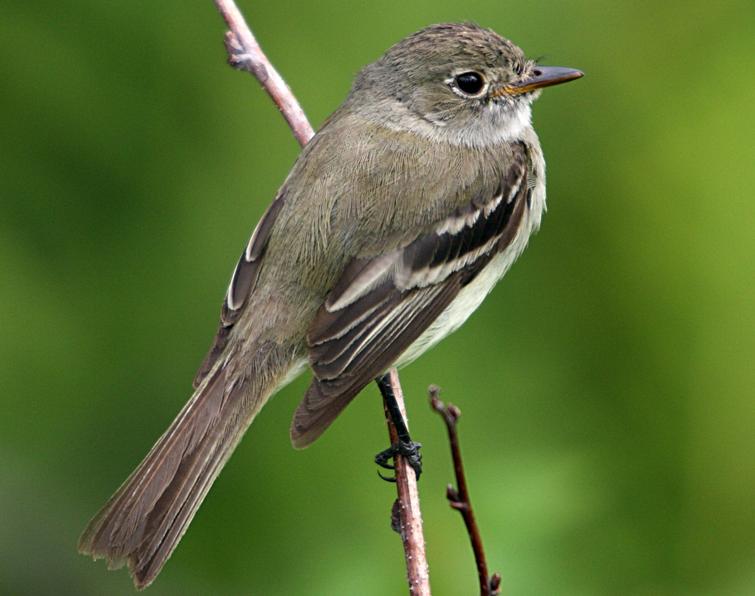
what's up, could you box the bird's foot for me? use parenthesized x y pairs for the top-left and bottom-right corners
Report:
(375, 440), (422, 482)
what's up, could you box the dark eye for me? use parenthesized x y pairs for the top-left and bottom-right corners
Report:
(454, 71), (485, 96)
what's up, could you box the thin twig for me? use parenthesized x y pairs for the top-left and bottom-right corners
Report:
(212, 3), (429, 592)
(430, 386), (501, 596)
(383, 368), (431, 595)
(214, 0), (314, 147)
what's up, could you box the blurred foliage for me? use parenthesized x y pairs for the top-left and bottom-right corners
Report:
(1, 1), (754, 595)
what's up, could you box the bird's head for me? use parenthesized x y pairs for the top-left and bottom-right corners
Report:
(351, 23), (583, 146)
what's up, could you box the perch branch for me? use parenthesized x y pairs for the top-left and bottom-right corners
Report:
(212, 2), (428, 593)
(383, 368), (431, 595)
(430, 386), (500, 596)
(214, 0), (314, 146)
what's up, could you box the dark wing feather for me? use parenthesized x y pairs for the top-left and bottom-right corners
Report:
(291, 145), (530, 447)
(292, 281), (459, 447)
(193, 194), (285, 387)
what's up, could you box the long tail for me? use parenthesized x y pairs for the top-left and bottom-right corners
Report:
(78, 342), (293, 589)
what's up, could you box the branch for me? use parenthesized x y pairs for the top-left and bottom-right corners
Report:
(212, 3), (429, 592)
(383, 368), (431, 595)
(430, 386), (501, 596)
(214, 0), (314, 147)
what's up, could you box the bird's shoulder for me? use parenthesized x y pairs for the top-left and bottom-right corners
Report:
(275, 113), (531, 259)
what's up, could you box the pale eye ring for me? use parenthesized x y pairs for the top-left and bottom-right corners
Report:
(451, 71), (486, 97)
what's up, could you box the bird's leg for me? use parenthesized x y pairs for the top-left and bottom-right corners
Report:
(375, 373), (422, 481)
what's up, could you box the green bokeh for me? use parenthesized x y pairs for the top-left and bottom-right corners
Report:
(1, 1), (753, 594)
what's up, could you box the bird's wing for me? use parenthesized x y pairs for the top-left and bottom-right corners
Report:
(193, 193), (285, 387)
(291, 143), (531, 447)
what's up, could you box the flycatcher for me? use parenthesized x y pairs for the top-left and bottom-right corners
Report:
(79, 22), (582, 588)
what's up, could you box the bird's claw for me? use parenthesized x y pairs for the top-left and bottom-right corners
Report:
(374, 440), (423, 481)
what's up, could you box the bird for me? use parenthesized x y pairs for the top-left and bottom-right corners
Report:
(78, 22), (582, 589)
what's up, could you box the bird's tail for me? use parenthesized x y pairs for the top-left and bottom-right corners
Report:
(78, 341), (294, 590)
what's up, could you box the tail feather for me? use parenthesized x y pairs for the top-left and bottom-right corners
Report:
(79, 343), (290, 589)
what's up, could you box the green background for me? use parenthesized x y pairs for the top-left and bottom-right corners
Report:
(2, 1), (753, 594)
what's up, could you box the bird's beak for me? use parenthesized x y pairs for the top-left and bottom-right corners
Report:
(493, 66), (584, 97)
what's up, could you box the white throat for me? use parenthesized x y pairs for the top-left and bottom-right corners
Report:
(376, 99), (534, 149)
(454, 102), (533, 147)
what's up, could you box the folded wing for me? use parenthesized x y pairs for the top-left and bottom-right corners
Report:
(291, 143), (530, 447)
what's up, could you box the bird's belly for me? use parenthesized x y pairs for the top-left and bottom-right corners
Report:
(396, 249), (516, 368)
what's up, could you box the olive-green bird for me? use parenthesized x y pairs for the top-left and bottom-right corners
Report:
(79, 22), (582, 589)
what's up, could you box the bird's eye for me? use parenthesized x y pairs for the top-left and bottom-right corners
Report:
(453, 72), (485, 96)
(514, 63), (524, 76)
